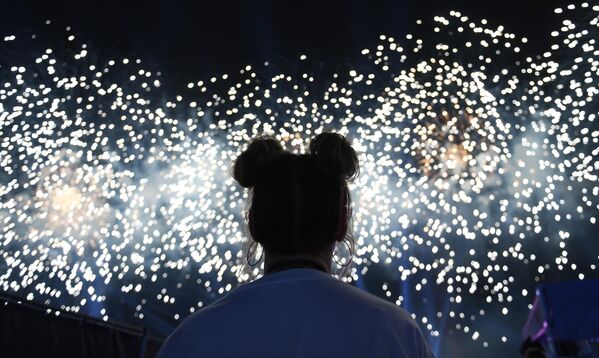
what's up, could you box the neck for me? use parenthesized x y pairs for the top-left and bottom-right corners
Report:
(264, 249), (333, 275)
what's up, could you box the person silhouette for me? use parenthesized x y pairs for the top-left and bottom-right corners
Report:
(158, 132), (435, 357)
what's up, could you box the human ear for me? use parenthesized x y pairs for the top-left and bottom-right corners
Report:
(336, 206), (347, 242)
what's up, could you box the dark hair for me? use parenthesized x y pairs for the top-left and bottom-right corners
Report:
(232, 132), (359, 272)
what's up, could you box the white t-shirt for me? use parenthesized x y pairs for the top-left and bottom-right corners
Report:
(158, 267), (435, 357)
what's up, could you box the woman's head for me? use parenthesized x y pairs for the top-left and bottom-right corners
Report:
(232, 132), (359, 263)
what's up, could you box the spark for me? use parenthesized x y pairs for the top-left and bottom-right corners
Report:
(0, 3), (598, 348)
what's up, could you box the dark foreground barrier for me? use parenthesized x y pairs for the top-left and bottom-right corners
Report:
(0, 292), (163, 358)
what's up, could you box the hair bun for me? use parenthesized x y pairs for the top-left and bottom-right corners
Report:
(309, 132), (359, 181)
(233, 136), (284, 188)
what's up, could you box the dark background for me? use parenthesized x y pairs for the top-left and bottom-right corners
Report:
(1, 0), (565, 90)
(0, 0), (578, 356)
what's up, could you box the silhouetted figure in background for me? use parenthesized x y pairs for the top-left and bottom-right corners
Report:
(158, 132), (434, 357)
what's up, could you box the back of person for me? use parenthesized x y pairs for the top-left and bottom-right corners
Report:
(158, 268), (434, 357)
(158, 132), (434, 357)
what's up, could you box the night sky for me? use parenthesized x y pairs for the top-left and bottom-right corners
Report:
(1, 1), (594, 357)
(1, 0), (565, 90)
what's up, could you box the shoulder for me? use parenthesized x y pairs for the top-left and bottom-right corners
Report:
(330, 279), (417, 323)
(157, 296), (230, 357)
(329, 280), (434, 357)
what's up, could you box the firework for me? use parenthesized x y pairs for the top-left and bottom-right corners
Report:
(0, 3), (598, 353)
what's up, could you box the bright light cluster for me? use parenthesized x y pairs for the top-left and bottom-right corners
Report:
(0, 3), (598, 348)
